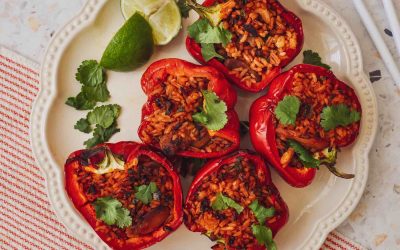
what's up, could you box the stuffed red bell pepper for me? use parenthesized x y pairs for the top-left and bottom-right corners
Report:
(184, 150), (288, 249)
(65, 142), (183, 250)
(250, 64), (362, 187)
(138, 58), (240, 158)
(186, 0), (304, 92)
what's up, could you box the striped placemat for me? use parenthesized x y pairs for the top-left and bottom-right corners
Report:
(0, 46), (366, 250)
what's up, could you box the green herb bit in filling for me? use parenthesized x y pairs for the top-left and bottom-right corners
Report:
(192, 90), (228, 131)
(135, 182), (158, 205)
(211, 193), (243, 214)
(320, 104), (361, 131)
(275, 95), (301, 126)
(93, 196), (132, 228)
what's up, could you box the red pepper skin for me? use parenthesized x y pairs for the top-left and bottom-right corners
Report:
(65, 142), (183, 250)
(185, 0), (304, 92)
(139, 58), (240, 158)
(185, 150), (289, 239)
(249, 64), (361, 187)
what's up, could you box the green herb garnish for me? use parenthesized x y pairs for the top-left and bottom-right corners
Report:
(249, 200), (275, 224)
(287, 139), (320, 168)
(201, 43), (224, 61)
(211, 193), (243, 214)
(77, 104), (121, 148)
(93, 197), (132, 228)
(84, 122), (120, 149)
(192, 90), (228, 131)
(74, 118), (92, 133)
(75, 60), (105, 86)
(134, 182), (158, 205)
(274, 95), (301, 125)
(320, 104), (361, 131)
(303, 50), (331, 70)
(188, 18), (232, 61)
(66, 60), (110, 110)
(87, 104), (121, 129)
(251, 224), (277, 250)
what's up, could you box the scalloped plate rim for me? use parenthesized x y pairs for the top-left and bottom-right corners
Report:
(30, 0), (378, 249)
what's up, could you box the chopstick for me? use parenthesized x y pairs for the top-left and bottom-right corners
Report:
(352, 0), (400, 86)
(382, 0), (400, 56)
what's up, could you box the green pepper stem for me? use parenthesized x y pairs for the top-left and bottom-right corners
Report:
(185, 0), (234, 26)
(324, 164), (355, 179)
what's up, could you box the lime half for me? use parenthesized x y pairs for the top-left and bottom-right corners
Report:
(121, 0), (181, 45)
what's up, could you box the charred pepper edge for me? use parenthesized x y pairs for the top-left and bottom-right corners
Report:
(186, 0), (305, 92)
(249, 64), (361, 187)
(65, 142), (183, 250)
(138, 58), (240, 158)
(184, 150), (289, 238)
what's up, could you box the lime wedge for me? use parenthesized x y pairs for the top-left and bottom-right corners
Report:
(100, 13), (154, 71)
(121, 0), (165, 17)
(120, 0), (182, 45)
(149, 0), (182, 45)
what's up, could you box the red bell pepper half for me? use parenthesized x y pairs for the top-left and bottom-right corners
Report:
(186, 0), (304, 92)
(65, 141), (183, 250)
(249, 64), (361, 187)
(184, 150), (288, 249)
(138, 58), (240, 158)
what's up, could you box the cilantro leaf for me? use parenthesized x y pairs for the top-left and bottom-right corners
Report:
(76, 60), (105, 86)
(275, 95), (301, 125)
(287, 139), (320, 168)
(198, 25), (232, 46)
(192, 112), (208, 124)
(84, 122), (120, 148)
(211, 193), (243, 214)
(65, 92), (96, 110)
(251, 224), (276, 250)
(192, 90), (228, 131)
(320, 104), (361, 131)
(135, 182), (158, 205)
(249, 200), (275, 224)
(74, 118), (92, 133)
(188, 19), (232, 47)
(201, 43), (224, 62)
(177, 0), (191, 18)
(82, 83), (110, 102)
(303, 50), (331, 70)
(93, 197), (132, 228)
(87, 105), (120, 128)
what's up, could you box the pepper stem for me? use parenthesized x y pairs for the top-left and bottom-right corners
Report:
(324, 164), (355, 179)
(185, 0), (235, 26)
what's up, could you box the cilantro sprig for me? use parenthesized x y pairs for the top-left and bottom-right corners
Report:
(93, 197), (132, 228)
(274, 95), (301, 126)
(66, 60), (110, 110)
(249, 200), (275, 224)
(67, 60), (122, 148)
(303, 50), (331, 70)
(73, 104), (121, 148)
(211, 193), (243, 214)
(134, 182), (158, 205)
(320, 104), (361, 131)
(188, 18), (232, 61)
(192, 90), (228, 131)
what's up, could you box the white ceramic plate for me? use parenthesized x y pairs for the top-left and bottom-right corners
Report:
(31, 0), (378, 249)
